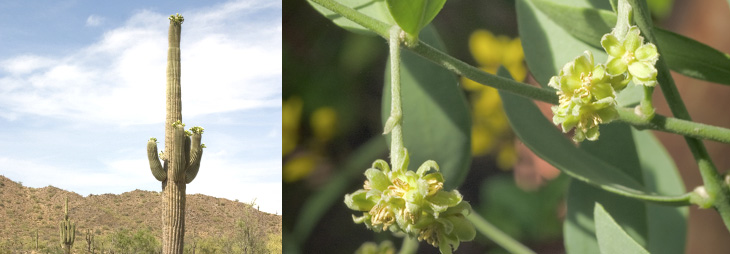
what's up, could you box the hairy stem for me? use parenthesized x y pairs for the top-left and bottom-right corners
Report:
(398, 237), (419, 254)
(613, 0), (632, 39)
(627, 0), (730, 231)
(616, 0), (655, 120)
(387, 26), (406, 171)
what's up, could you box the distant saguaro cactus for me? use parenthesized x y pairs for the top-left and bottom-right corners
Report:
(86, 229), (95, 253)
(146, 13), (205, 254)
(59, 197), (75, 254)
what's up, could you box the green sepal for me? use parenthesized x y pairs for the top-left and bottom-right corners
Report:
(372, 159), (391, 173)
(345, 189), (377, 211)
(426, 190), (462, 216)
(416, 160), (439, 176)
(365, 168), (390, 192)
(445, 214), (476, 242)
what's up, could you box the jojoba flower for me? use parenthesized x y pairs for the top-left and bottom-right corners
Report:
(415, 202), (476, 254)
(344, 151), (473, 253)
(601, 26), (659, 87)
(549, 51), (619, 142)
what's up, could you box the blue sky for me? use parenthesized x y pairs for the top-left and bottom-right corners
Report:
(0, 0), (282, 214)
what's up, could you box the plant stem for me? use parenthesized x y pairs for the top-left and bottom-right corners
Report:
(613, 0), (632, 39)
(410, 42), (558, 104)
(467, 213), (535, 254)
(616, 108), (730, 143)
(627, 0), (730, 231)
(388, 26), (406, 171)
(398, 237), (419, 254)
(616, 0), (655, 119)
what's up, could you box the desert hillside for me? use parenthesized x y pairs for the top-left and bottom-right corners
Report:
(0, 175), (281, 253)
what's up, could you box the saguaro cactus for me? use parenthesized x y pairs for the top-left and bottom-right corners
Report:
(59, 197), (75, 254)
(146, 13), (205, 254)
(86, 229), (95, 253)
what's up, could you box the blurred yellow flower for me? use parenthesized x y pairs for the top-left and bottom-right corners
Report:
(283, 96), (303, 156)
(467, 29), (526, 83)
(461, 29), (527, 170)
(310, 107), (338, 143)
(283, 153), (317, 183)
(282, 97), (339, 183)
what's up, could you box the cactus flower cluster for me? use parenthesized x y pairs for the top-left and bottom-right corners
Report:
(345, 150), (475, 254)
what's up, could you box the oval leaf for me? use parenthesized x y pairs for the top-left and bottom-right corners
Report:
(565, 124), (687, 254)
(517, 0), (610, 88)
(308, 0), (395, 35)
(382, 26), (471, 189)
(386, 0), (446, 37)
(594, 203), (650, 254)
(497, 66), (687, 203)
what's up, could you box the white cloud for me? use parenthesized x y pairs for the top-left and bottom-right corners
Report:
(86, 15), (104, 27)
(1, 55), (57, 75)
(0, 0), (282, 125)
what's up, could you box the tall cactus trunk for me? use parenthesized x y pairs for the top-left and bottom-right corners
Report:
(162, 13), (184, 254)
(147, 13), (205, 254)
(162, 14), (185, 254)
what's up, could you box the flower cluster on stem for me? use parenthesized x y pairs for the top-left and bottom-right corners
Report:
(549, 51), (623, 142)
(345, 151), (475, 254)
(602, 26), (659, 87)
(550, 6), (659, 142)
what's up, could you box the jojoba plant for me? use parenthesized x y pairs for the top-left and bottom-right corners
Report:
(295, 0), (730, 253)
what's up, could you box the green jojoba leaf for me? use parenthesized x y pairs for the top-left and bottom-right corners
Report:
(594, 203), (650, 254)
(567, 123), (687, 254)
(308, 0), (395, 35)
(526, 0), (730, 85)
(385, 0), (446, 42)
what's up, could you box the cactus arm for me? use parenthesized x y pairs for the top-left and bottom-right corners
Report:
(170, 121), (186, 181)
(70, 223), (75, 245)
(185, 148), (202, 184)
(59, 222), (63, 245)
(184, 131), (192, 172)
(185, 127), (204, 184)
(147, 138), (167, 181)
